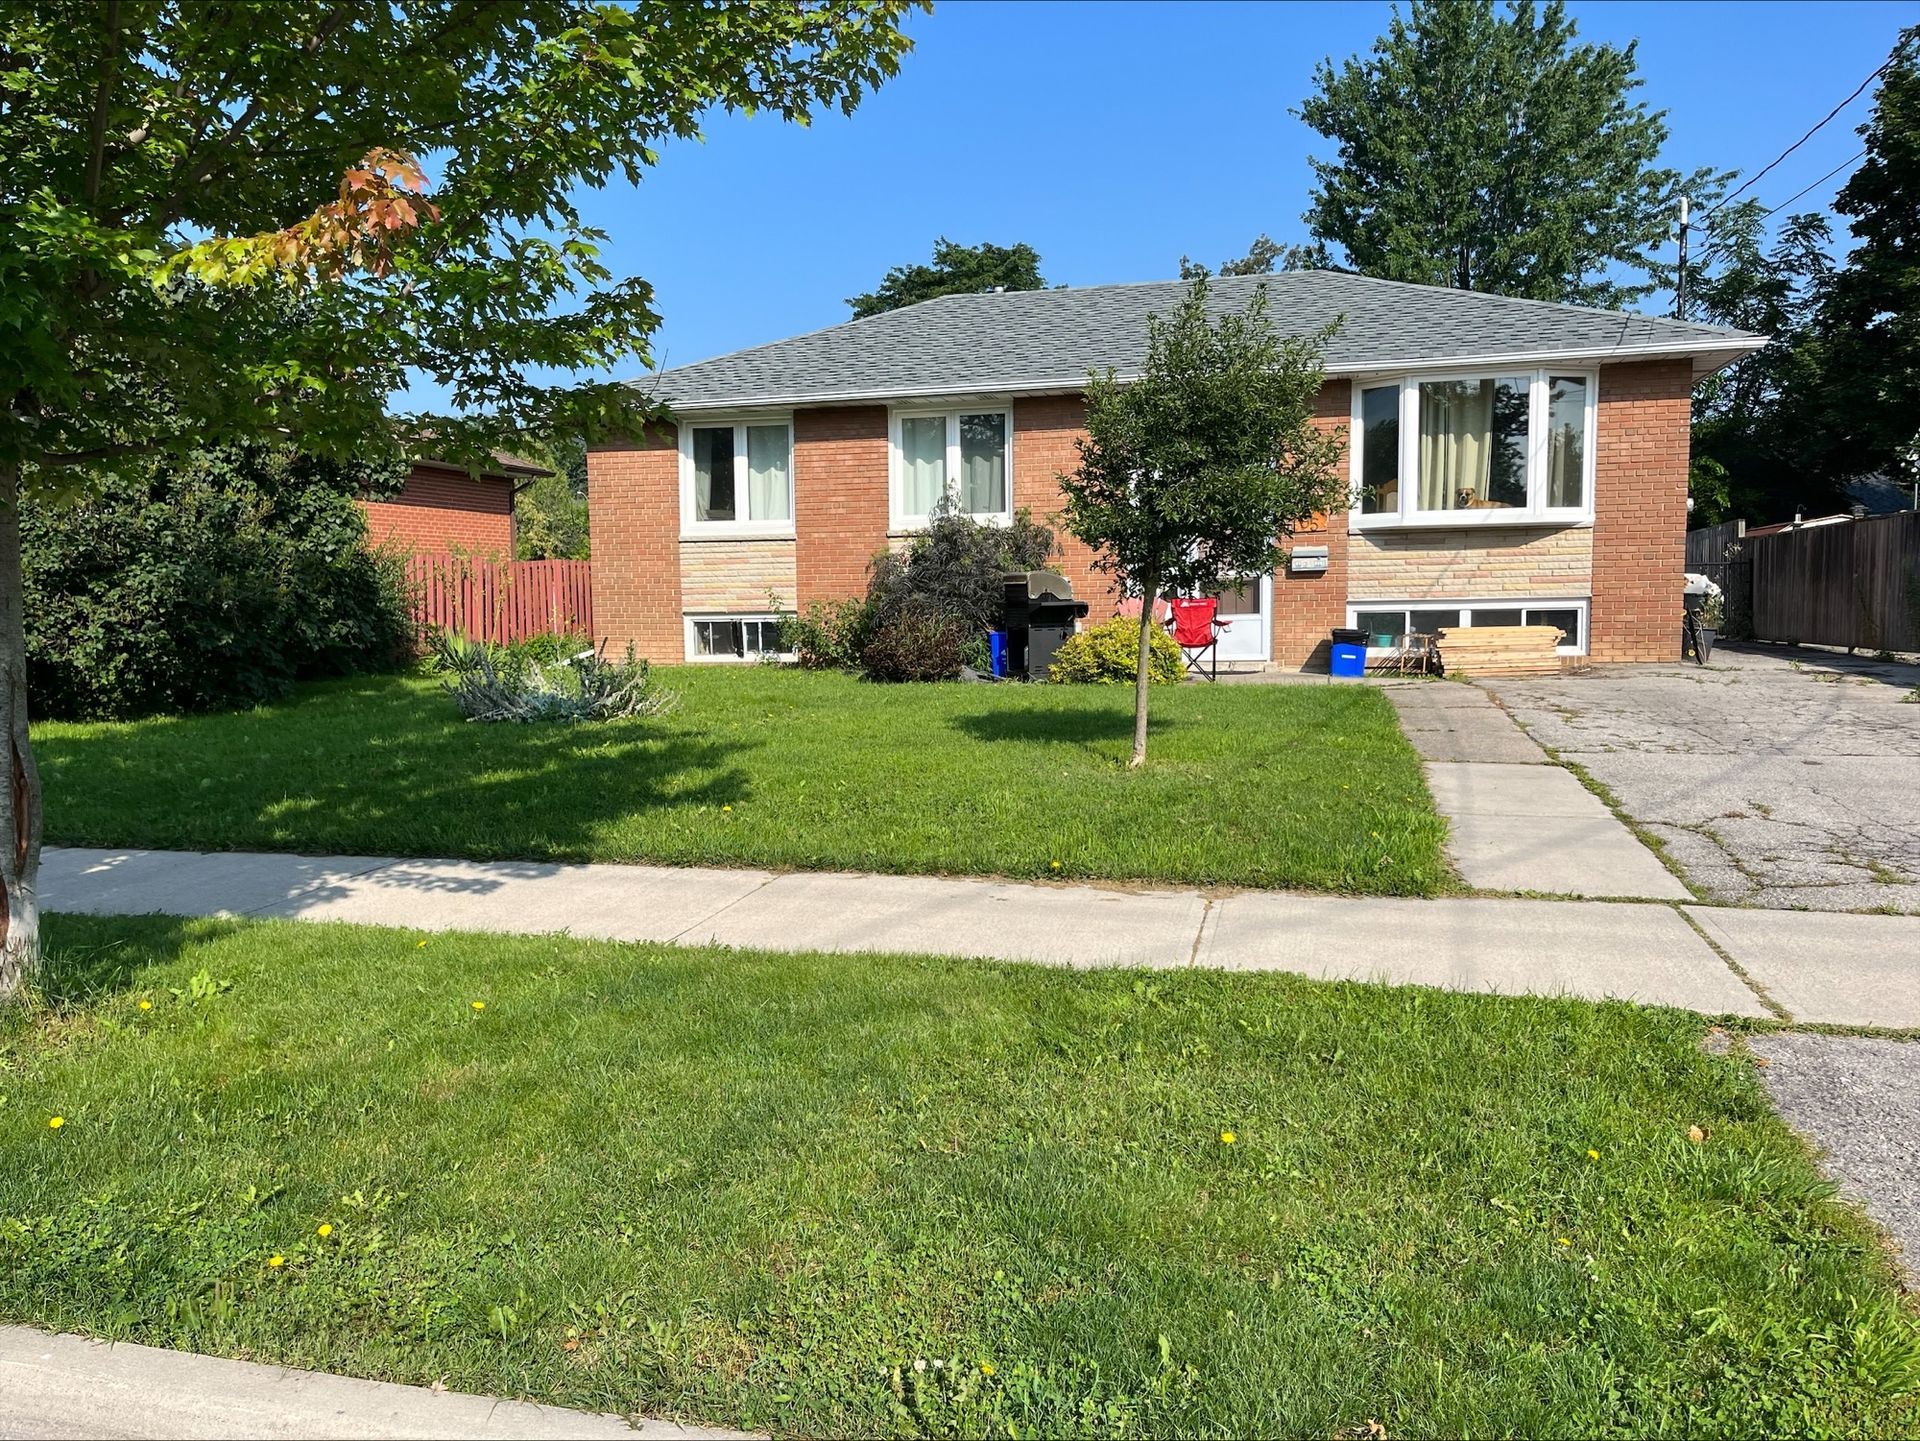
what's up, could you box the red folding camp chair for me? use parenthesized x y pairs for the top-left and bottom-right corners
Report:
(1168, 597), (1229, 681)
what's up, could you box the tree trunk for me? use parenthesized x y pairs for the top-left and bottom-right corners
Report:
(0, 461), (42, 1003)
(1129, 571), (1158, 770)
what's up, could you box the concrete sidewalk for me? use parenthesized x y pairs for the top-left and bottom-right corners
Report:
(1386, 683), (1688, 901)
(0, 1325), (738, 1440)
(38, 846), (1920, 1027)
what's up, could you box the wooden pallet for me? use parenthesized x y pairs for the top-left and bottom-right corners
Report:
(1435, 625), (1566, 676)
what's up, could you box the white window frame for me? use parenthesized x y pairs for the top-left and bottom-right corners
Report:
(1346, 597), (1590, 656)
(1349, 368), (1597, 530)
(679, 415), (795, 539)
(683, 613), (794, 664)
(888, 406), (1015, 531)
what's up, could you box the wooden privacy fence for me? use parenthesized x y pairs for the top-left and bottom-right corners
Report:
(406, 555), (593, 645)
(1741, 512), (1920, 653)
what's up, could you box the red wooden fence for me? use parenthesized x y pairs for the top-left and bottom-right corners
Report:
(406, 555), (593, 644)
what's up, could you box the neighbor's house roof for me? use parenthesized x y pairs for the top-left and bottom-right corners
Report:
(634, 271), (1767, 415)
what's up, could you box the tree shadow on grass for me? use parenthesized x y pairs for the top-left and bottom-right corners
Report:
(32, 913), (235, 1010)
(948, 703), (1178, 752)
(37, 675), (759, 862)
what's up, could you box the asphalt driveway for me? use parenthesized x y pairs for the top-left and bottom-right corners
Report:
(1484, 644), (1920, 914)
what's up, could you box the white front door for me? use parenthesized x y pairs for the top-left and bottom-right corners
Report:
(1209, 576), (1270, 664)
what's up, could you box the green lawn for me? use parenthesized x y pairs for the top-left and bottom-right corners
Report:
(32, 667), (1449, 893)
(3, 915), (1914, 1437)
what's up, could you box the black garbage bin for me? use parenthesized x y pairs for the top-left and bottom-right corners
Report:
(1003, 570), (1090, 680)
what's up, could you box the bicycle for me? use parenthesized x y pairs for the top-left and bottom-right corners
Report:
(1681, 607), (1708, 665)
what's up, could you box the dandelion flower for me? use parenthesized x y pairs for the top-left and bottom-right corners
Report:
(417, 940), (429, 949)
(722, 804), (733, 813)
(1220, 1130), (1237, 1145)
(1556, 1237), (1571, 1247)
(47, 1116), (64, 1130)
(268, 1255), (285, 1268)
(981, 1360), (996, 1377)
(471, 1001), (486, 1012)
(1586, 1149), (1600, 1160)
(316, 1223), (333, 1239)
(138, 999), (153, 1011)
(1049, 860), (1061, 871)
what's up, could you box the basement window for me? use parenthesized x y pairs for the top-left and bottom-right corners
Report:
(1350, 600), (1588, 655)
(687, 615), (789, 662)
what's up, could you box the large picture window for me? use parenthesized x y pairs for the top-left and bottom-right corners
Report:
(680, 418), (793, 535)
(1351, 369), (1594, 526)
(891, 408), (1012, 527)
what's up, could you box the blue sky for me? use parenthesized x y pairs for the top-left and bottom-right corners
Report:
(406, 0), (1912, 413)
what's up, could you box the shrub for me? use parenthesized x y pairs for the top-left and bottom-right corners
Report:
(1048, 615), (1185, 685)
(780, 596), (874, 670)
(25, 446), (416, 719)
(867, 504), (1055, 634)
(422, 629), (592, 686)
(860, 608), (968, 682)
(431, 632), (676, 723)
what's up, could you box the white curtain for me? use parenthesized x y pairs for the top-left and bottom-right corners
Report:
(958, 413), (1006, 514)
(1418, 380), (1491, 510)
(746, 424), (790, 521)
(900, 416), (947, 516)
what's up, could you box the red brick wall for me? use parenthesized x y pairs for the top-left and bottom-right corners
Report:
(1269, 380), (1353, 669)
(362, 464), (514, 556)
(586, 427), (683, 661)
(1590, 359), (1692, 663)
(795, 406), (890, 605)
(1011, 395), (1124, 618)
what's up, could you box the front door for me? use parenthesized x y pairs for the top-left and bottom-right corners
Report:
(1209, 576), (1270, 664)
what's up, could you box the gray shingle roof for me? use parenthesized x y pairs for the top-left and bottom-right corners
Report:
(636, 271), (1764, 413)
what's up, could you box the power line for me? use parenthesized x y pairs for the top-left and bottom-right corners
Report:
(1708, 57), (1890, 214)
(1690, 148), (1868, 272)
(1760, 148), (1867, 218)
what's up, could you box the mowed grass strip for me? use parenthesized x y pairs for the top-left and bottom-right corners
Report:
(4, 914), (1916, 1438)
(32, 667), (1449, 893)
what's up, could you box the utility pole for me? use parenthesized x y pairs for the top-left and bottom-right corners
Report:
(1674, 195), (1691, 320)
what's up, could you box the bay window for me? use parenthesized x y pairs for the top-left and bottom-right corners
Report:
(891, 408), (1012, 527)
(1352, 369), (1594, 526)
(681, 418), (793, 535)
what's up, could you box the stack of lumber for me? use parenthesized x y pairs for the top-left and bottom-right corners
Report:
(1435, 625), (1565, 677)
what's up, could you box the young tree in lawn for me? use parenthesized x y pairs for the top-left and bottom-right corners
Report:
(0, 0), (920, 998)
(1059, 279), (1344, 768)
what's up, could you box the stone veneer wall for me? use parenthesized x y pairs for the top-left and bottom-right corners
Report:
(1347, 525), (1594, 601)
(681, 538), (799, 613)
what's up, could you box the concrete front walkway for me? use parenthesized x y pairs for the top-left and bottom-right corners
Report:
(1385, 683), (1689, 900)
(39, 846), (1920, 1027)
(0, 1325), (738, 1440)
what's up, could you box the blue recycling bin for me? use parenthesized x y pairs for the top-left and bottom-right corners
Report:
(1329, 626), (1367, 679)
(987, 629), (1008, 678)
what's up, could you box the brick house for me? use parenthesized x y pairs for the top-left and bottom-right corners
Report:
(587, 273), (1763, 668)
(361, 454), (547, 557)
